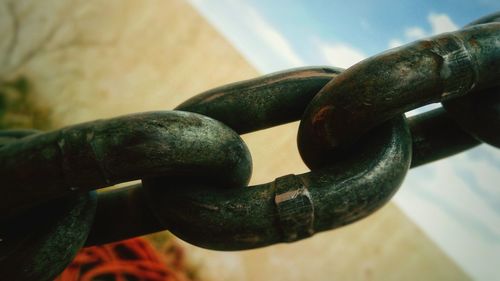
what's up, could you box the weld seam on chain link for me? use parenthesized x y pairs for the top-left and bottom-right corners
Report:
(429, 33), (478, 100)
(274, 174), (314, 242)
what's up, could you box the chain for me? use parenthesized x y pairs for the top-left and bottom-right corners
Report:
(1, 11), (499, 281)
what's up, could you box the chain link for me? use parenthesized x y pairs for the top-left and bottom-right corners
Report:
(298, 22), (500, 168)
(0, 11), (499, 281)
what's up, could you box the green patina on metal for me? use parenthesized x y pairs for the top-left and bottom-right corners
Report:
(298, 23), (500, 168)
(0, 11), (499, 281)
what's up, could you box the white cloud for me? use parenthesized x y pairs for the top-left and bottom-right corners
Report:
(388, 12), (458, 49)
(318, 42), (366, 68)
(388, 39), (404, 48)
(428, 12), (459, 34)
(395, 147), (500, 281)
(405, 27), (427, 40)
(245, 9), (304, 67)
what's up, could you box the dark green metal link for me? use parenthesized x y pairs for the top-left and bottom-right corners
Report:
(177, 66), (342, 134)
(1, 11), (498, 279)
(141, 66), (412, 250)
(297, 22), (500, 168)
(408, 108), (480, 168)
(86, 67), (344, 246)
(442, 11), (500, 147)
(85, 183), (162, 246)
(143, 116), (411, 250)
(0, 194), (96, 281)
(85, 66), (480, 249)
(0, 111), (251, 219)
(0, 129), (40, 146)
(466, 11), (500, 26)
(0, 109), (252, 281)
(0, 131), (97, 281)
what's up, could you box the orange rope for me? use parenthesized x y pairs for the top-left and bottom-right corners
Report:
(55, 237), (193, 281)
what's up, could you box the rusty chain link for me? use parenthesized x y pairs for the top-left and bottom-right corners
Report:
(0, 11), (499, 281)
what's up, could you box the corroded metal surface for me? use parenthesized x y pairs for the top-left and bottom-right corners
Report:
(0, 129), (41, 146)
(0, 126), (97, 281)
(466, 11), (500, 26)
(0, 10), (499, 281)
(85, 183), (161, 246)
(177, 66), (342, 133)
(0, 111), (251, 218)
(84, 67), (413, 249)
(0, 111), (251, 281)
(86, 65), (483, 249)
(442, 11), (500, 147)
(408, 108), (480, 167)
(148, 68), (411, 250)
(297, 23), (500, 168)
(0, 193), (96, 281)
(142, 117), (410, 250)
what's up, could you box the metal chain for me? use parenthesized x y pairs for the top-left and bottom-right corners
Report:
(0, 11), (499, 281)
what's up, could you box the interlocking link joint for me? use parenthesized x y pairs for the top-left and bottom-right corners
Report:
(0, 10), (499, 281)
(297, 22), (500, 168)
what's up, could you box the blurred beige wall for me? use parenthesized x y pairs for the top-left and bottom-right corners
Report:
(0, 0), (470, 280)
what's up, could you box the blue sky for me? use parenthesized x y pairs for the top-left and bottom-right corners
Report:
(188, 0), (500, 72)
(187, 1), (500, 280)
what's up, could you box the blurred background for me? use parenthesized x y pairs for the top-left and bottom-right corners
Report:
(1, 0), (499, 280)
